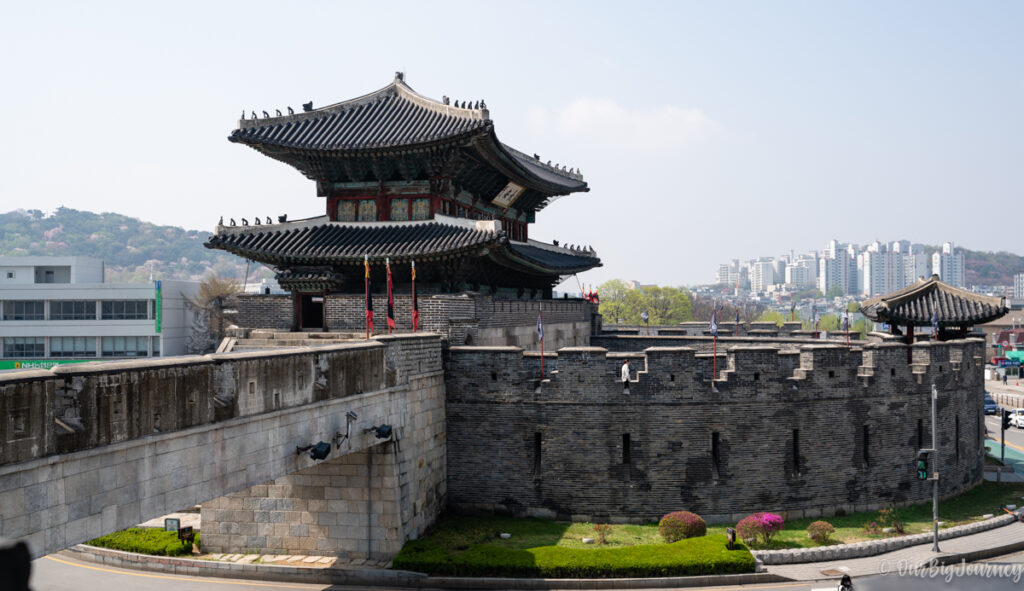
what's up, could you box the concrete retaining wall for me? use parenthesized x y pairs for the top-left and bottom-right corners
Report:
(0, 334), (446, 559)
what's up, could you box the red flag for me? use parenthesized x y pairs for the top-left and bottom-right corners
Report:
(411, 260), (419, 332)
(386, 258), (396, 332)
(364, 255), (373, 335)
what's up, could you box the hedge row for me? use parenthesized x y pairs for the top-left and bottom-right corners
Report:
(392, 534), (754, 578)
(87, 527), (199, 557)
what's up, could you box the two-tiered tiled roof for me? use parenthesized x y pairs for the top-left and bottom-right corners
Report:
(205, 215), (601, 275)
(860, 275), (1008, 326)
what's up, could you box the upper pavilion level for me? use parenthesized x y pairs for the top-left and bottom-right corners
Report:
(228, 73), (588, 242)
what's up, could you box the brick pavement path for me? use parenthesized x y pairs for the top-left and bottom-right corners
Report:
(767, 522), (1024, 580)
(200, 552), (391, 569)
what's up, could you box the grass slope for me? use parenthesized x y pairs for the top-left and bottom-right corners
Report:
(87, 527), (198, 557)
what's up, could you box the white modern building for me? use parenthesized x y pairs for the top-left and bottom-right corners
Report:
(0, 256), (200, 369)
(749, 260), (776, 293)
(932, 242), (966, 288)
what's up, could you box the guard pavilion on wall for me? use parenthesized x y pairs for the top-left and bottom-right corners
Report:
(206, 73), (600, 330)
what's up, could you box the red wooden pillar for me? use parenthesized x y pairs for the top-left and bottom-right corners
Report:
(322, 289), (330, 332)
(906, 323), (914, 364)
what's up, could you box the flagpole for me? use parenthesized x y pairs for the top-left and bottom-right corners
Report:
(539, 309), (545, 379)
(364, 254), (370, 340)
(710, 304), (718, 383)
(386, 257), (392, 335)
(411, 260), (417, 332)
(713, 333), (717, 381)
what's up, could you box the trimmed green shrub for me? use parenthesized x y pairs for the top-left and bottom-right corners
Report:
(392, 534), (754, 578)
(806, 521), (835, 544)
(87, 528), (199, 557)
(658, 511), (706, 542)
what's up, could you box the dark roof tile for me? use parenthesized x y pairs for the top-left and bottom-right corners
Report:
(860, 275), (1008, 326)
(206, 217), (502, 265)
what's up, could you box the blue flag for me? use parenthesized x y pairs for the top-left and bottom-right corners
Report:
(931, 308), (938, 337)
(709, 305), (718, 337)
(842, 310), (849, 331)
(537, 311), (544, 342)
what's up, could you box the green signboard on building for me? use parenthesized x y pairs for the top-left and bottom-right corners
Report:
(0, 359), (99, 371)
(155, 280), (162, 333)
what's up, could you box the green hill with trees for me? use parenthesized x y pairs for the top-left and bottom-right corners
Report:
(0, 208), (264, 282)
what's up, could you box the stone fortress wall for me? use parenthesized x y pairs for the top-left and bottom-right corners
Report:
(0, 334), (447, 559)
(444, 338), (987, 524)
(234, 293), (595, 350)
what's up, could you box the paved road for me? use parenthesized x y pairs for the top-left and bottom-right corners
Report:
(23, 553), (833, 591)
(985, 413), (1024, 474)
(30, 552), (1024, 591)
(30, 553), (332, 591)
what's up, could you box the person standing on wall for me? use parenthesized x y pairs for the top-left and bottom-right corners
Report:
(621, 358), (631, 394)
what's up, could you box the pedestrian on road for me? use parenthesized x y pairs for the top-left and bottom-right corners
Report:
(1005, 373), (1009, 386)
(621, 359), (631, 393)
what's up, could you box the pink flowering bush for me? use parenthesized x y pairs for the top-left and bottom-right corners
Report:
(658, 511), (707, 542)
(735, 512), (785, 546)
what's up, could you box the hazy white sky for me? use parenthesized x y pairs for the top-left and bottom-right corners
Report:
(2, 1), (1021, 287)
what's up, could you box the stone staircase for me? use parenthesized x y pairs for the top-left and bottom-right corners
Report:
(223, 329), (367, 352)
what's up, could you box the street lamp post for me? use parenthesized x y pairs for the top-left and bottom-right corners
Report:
(931, 383), (940, 553)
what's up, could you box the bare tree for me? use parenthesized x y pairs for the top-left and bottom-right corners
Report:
(690, 295), (765, 324)
(186, 274), (242, 353)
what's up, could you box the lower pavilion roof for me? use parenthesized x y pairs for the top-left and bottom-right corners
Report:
(860, 274), (1008, 327)
(204, 215), (600, 276)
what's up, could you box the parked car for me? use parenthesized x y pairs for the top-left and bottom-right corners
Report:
(985, 394), (1000, 415)
(1012, 409), (1024, 429)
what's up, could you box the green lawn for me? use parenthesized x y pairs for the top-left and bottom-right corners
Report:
(404, 481), (1024, 559)
(707, 481), (1024, 549)
(393, 533), (755, 577)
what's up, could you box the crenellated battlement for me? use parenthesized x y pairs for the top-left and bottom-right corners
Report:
(445, 338), (985, 402)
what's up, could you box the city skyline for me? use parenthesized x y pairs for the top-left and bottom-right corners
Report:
(2, 1), (1021, 288)
(716, 238), (969, 297)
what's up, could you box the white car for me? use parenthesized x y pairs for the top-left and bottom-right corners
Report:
(1012, 409), (1024, 429)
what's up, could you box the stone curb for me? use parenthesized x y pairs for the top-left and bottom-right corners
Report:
(65, 545), (423, 586)
(65, 544), (788, 589)
(751, 514), (1017, 565)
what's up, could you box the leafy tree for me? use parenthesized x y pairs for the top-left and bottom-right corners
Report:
(758, 309), (800, 327)
(597, 280), (693, 325)
(792, 287), (823, 302)
(825, 285), (844, 299)
(817, 313), (840, 332)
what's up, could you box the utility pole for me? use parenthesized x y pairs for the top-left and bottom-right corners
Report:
(1001, 409), (1011, 484)
(931, 383), (940, 553)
